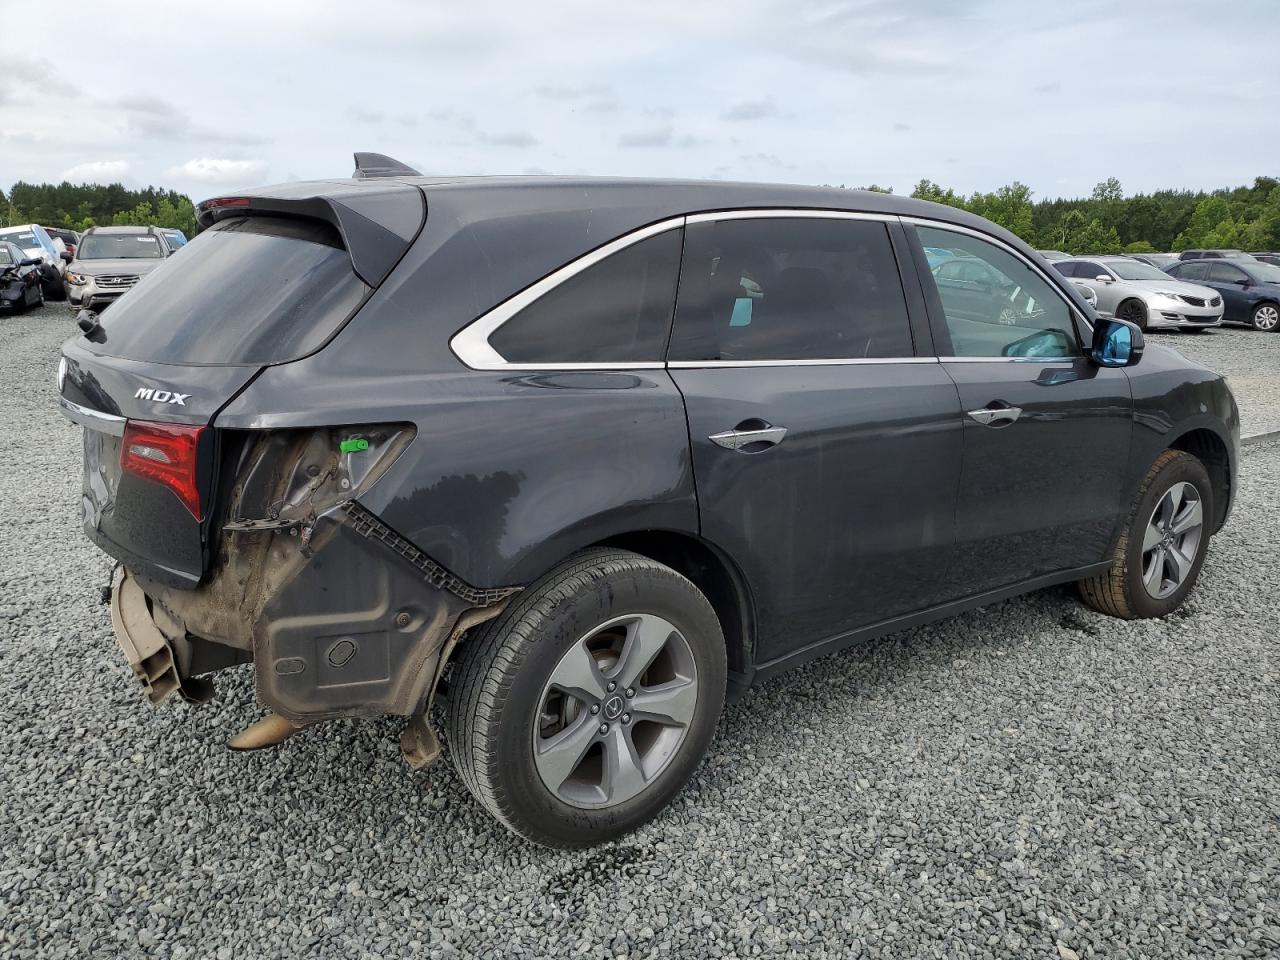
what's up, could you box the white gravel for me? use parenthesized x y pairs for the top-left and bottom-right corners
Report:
(2, 303), (1279, 959)
(1149, 325), (1280, 440)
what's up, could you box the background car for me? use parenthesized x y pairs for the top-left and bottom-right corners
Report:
(1176, 249), (1256, 261)
(1036, 249), (1071, 261)
(64, 226), (172, 312)
(0, 223), (69, 300)
(1167, 257), (1280, 331)
(1248, 252), (1280, 267)
(0, 240), (45, 312)
(43, 226), (82, 259)
(158, 228), (188, 252)
(1129, 253), (1180, 272)
(1053, 256), (1222, 331)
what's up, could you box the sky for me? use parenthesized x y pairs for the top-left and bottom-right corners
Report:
(2, 0), (1278, 205)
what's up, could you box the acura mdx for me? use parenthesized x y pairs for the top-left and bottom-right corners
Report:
(58, 155), (1240, 846)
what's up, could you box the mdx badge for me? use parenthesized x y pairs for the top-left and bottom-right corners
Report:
(135, 386), (190, 406)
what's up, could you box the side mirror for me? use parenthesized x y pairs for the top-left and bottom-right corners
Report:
(1095, 274), (1112, 283)
(1091, 317), (1144, 368)
(18, 257), (40, 267)
(1236, 278), (1251, 286)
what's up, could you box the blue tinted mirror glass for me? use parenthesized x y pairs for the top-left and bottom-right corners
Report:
(1101, 323), (1132, 366)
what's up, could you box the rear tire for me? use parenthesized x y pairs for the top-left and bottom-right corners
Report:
(1079, 450), (1213, 619)
(1116, 298), (1148, 331)
(446, 548), (726, 848)
(1251, 302), (1279, 332)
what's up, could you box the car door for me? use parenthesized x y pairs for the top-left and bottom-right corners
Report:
(667, 213), (965, 664)
(1072, 260), (1122, 314)
(1205, 261), (1251, 321)
(908, 222), (1133, 596)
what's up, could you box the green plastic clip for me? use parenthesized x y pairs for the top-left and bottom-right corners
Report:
(339, 438), (370, 454)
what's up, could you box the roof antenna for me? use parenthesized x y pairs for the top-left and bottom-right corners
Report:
(352, 152), (422, 179)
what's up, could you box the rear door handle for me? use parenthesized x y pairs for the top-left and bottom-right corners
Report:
(708, 422), (788, 452)
(967, 403), (1022, 427)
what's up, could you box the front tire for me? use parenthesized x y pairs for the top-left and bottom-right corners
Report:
(446, 548), (726, 848)
(1251, 302), (1279, 332)
(1079, 449), (1212, 619)
(1116, 298), (1148, 331)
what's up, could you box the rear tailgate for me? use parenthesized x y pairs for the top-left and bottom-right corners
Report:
(59, 341), (260, 587)
(58, 180), (426, 588)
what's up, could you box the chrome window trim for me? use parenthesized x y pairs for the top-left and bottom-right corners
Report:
(451, 208), (906, 371)
(449, 216), (687, 371)
(685, 209), (896, 226)
(58, 396), (126, 436)
(668, 357), (936, 369)
(939, 356), (1077, 364)
(901, 216), (1095, 339)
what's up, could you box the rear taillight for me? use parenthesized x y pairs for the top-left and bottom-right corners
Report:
(120, 420), (205, 520)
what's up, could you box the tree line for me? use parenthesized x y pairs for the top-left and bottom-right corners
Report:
(1, 181), (197, 238)
(869, 176), (1280, 254)
(5, 175), (1280, 255)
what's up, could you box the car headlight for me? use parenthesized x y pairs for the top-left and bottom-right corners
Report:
(1152, 290), (1183, 301)
(66, 272), (88, 285)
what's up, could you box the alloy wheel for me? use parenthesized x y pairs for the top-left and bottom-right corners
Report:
(1117, 300), (1147, 330)
(1140, 481), (1204, 600)
(533, 613), (698, 809)
(1253, 304), (1279, 331)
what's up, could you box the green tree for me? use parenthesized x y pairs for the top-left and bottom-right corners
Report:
(910, 179), (965, 208)
(968, 182), (1034, 240)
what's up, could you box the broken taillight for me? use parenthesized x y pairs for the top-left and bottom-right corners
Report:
(120, 420), (206, 520)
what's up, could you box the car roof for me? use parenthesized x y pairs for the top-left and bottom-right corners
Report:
(86, 225), (156, 235)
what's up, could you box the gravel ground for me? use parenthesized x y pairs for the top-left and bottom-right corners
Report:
(2, 303), (1279, 959)
(1148, 325), (1280, 439)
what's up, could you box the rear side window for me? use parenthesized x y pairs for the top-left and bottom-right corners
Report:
(94, 216), (369, 366)
(668, 217), (913, 362)
(487, 230), (682, 364)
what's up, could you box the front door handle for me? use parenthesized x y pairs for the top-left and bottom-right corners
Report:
(708, 422), (788, 452)
(967, 403), (1022, 427)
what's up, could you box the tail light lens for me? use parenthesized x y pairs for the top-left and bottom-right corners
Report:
(120, 420), (206, 520)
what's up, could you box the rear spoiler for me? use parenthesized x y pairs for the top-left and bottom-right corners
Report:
(196, 178), (425, 288)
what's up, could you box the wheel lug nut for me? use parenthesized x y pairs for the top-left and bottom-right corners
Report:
(590, 704), (600, 715)
(625, 687), (635, 698)
(621, 713), (631, 725)
(599, 723), (609, 735)
(607, 681), (617, 692)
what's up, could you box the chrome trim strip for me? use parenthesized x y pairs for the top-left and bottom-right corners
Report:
(667, 357), (938, 368)
(449, 216), (687, 371)
(899, 215), (1094, 335)
(58, 396), (126, 435)
(939, 356), (1076, 364)
(685, 209), (895, 225)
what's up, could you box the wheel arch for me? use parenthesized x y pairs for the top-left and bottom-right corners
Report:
(595, 530), (757, 697)
(1168, 427), (1232, 532)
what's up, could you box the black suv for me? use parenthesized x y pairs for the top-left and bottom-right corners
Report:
(58, 156), (1239, 846)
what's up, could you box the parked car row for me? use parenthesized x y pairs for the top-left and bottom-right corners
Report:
(0, 222), (189, 316)
(1034, 247), (1280, 333)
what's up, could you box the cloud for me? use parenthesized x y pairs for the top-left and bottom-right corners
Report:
(109, 96), (268, 146)
(892, 122), (911, 132)
(618, 127), (673, 148)
(6, 55), (78, 97)
(347, 106), (386, 124)
(60, 160), (131, 183)
(476, 130), (539, 148)
(168, 158), (266, 184)
(721, 100), (779, 122)
(536, 82), (613, 100)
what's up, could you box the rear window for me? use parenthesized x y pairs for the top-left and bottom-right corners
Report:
(93, 216), (370, 366)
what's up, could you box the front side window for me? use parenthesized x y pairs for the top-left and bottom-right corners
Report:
(668, 217), (913, 362)
(916, 225), (1079, 359)
(1076, 261), (1109, 280)
(487, 229), (682, 364)
(1208, 262), (1246, 283)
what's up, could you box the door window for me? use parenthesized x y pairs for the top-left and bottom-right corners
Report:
(668, 217), (913, 362)
(1075, 261), (1109, 281)
(1173, 261), (1208, 281)
(489, 229), (682, 364)
(916, 226), (1079, 359)
(1207, 262), (1247, 284)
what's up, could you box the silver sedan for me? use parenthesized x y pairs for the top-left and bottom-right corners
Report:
(1053, 256), (1223, 330)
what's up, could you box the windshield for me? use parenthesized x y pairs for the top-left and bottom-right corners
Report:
(93, 216), (369, 365)
(1109, 261), (1173, 281)
(77, 234), (165, 260)
(0, 230), (39, 250)
(1253, 263), (1280, 282)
